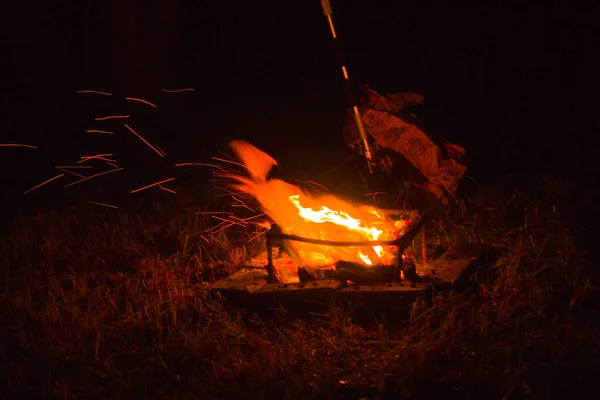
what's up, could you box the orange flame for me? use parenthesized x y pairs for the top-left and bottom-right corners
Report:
(227, 140), (404, 281)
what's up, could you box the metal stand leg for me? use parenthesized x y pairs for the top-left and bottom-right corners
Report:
(421, 222), (428, 266)
(393, 249), (404, 283)
(266, 236), (276, 284)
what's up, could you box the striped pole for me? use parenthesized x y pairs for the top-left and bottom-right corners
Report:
(320, 0), (374, 173)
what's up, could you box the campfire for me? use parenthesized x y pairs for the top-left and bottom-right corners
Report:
(225, 140), (424, 284)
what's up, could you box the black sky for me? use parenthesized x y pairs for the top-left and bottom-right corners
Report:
(1, 1), (598, 206)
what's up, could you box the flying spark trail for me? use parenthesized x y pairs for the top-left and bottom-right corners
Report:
(228, 215), (253, 225)
(247, 231), (266, 243)
(86, 129), (114, 134)
(231, 195), (255, 212)
(104, 161), (119, 169)
(81, 153), (112, 158)
(64, 168), (124, 188)
(125, 97), (157, 108)
(130, 177), (175, 194)
(211, 215), (241, 224)
(1, 144), (38, 149)
(364, 191), (387, 202)
(159, 184), (176, 194)
(217, 151), (237, 161)
(212, 157), (245, 169)
(94, 115), (130, 121)
(160, 88), (194, 93)
(78, 156), (117, 164)
(56, 168), (87, 179)
(203, 220), (232, 233)
(78, 155), (117, 164)
(199, 235), (210, 243)
(24, 174), (65, 194)
(307, 180), (330, 192)
(77, 156), (119, 169)
(239, 213), (266, 222)
(205, 219), (236, 233)
(88, 201), (118, 209)
(123, 123), (165, 157)
(215, 187), (241, 197)
(175, 162), (218, 168)
(231, 203), (255, 212)
(76, 90), (112, 96)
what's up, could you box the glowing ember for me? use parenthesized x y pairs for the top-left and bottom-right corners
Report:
(227, 140), (407, 281)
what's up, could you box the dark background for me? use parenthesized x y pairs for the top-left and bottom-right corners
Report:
(1, 1), (598, 214)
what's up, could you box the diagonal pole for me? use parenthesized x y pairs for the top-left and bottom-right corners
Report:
(320, 0), (374, 173)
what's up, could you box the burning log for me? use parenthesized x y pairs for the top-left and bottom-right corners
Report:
(334, 261), (395, 284)
(263, 209), (426, 284)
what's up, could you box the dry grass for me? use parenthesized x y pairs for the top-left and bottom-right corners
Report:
(1, 183), (599, 399)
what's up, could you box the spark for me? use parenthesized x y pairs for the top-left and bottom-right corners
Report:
(286, 179), (330, 193)
(125, 97), (157, 108)
(81, 153), (112, 158)
(228, 215), (249, 224)
(76, 90), (112, 96)
(88, 201), (118, 209)
(78, 155), (117, 164)
(160, 88), (195, 93)
(86, 129), (114, 134)
(56, 168), (87, 179)
(203, 212), (263, 235)
(130, 177), (175, 194)
(24, 173), (65, 194)
(123, 123), (164, 158)
(205, 218), (237, 233)
(205, 216), (233, 227)
(64, 167), (124, 188)
(307, 180), (330, 192)
(104, 161), (120, 169)
(247, 231), (265, 243)
(199, 235), (210, 243)
(217, 151), (237, 161)
(203, 221), (233, 234)
(211, 215), (244, 226)
(364, 191), (388, 202)
(239, 213), (266, 222)
(175, 162), (217, 167)
(159, 184), (176, 194)
(55, 165), (92, 169)
(212, 156), (245, 169)
(288, 178), (314, 190)
(211, 166), (238, 175)
(215, 187), (240, 197)
(1, 144), (38, 149)
(231, 195), (255, 212)
(94, 115), (130, 121)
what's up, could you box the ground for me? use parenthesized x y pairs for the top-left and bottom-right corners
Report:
(1, 168), (599, 399)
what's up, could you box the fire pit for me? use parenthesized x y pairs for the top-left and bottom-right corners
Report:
(263, 208), (425, 284)
(211, 140), (491, 320)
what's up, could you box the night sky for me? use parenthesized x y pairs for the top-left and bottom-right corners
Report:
(1, 1), (598, 213)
